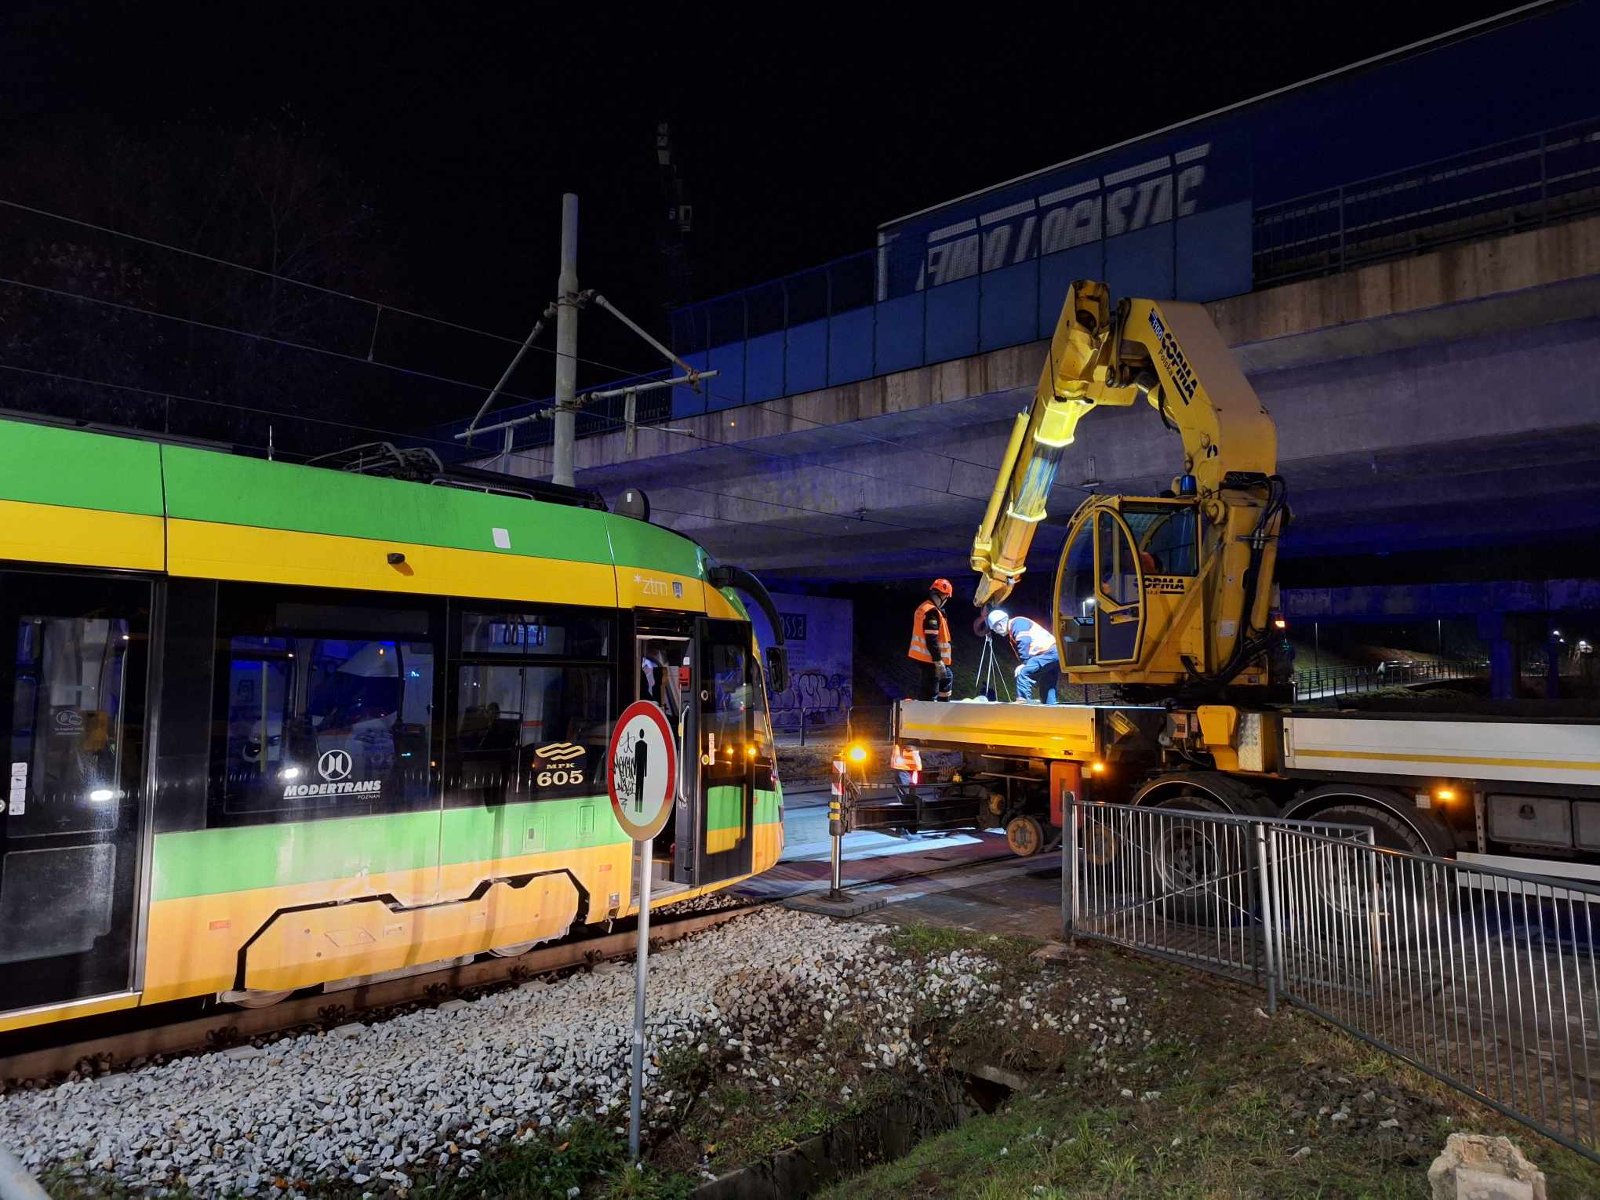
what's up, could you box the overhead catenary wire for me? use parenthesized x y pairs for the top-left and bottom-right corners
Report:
(0, 191), (1019, 477)
(0, 356), (981, 551)
(0, 264), (1018, 507)
(0, 193), (1057, 510)
(0, 196), (530, 348)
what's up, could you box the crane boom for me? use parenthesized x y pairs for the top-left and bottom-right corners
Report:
(970, 281), (1276, 609)
(970, 280), (1287, 693)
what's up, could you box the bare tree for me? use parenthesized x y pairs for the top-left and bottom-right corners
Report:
(0, 115), (409, 451)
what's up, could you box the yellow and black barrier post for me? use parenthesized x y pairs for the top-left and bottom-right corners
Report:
(829, 753), (846, 899)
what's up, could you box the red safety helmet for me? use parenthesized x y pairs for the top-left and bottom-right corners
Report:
(930, 578), (954, 597)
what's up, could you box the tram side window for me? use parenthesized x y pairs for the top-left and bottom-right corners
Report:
(459, 611), (610, 659)
(452, 664), (610, 804)
(209, 591), (437, 823)
(7, 615), (130, 837)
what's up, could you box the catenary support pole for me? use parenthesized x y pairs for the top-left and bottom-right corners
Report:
(552, 193), (580, 488)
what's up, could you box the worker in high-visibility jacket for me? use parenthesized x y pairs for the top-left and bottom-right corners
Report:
(908, 578), (954, 701)
(985, 609), (1060, 704)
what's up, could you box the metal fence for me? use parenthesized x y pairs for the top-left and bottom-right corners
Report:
(1292, 659), (1486, 702)
(1065, 800), (1600, 1162)
(1255, 115), (1600, 285)
(1064, 803), (1373, 992)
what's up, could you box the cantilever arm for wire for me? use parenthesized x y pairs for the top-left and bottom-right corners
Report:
(465, 301), (558, 440)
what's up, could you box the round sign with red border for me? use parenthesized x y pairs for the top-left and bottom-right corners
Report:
(607, 700), (678, 841)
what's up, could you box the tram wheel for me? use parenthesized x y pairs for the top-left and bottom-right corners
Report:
(231, 988), (293, 1009)
(489, 941), (538, 959)
(1006, 814), (1045, 858)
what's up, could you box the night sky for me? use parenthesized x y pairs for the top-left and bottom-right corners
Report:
(1, 0), (1536, 385)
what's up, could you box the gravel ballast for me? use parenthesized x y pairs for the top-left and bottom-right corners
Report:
(2, 909), (1027, 1197)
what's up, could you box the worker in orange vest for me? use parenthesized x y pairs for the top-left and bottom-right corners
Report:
(908, 578), (954, 701)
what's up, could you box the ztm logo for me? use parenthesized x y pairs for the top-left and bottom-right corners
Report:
(317, 749), (353, 782)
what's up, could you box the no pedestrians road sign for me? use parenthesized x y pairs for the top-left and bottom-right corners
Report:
(607, 700), (677, 841)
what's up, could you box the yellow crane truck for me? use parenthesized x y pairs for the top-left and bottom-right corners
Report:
(873, 280), (1600, 880)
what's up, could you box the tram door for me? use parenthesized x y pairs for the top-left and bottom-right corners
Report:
(636, 626), (694, 884)
(0, 571), (149, 1014)
(693, 619), (755, 885)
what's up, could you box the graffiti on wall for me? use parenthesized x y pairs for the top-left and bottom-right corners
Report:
(769, 668), (853, 724)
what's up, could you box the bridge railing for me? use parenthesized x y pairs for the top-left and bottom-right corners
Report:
(1292, 658), (1486, 702)
(1065, 799), (1600, 1164)
(1254, 114), (1600, 285)
(656, 114), (1599, 423)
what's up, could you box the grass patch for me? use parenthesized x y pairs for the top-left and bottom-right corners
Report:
(816, 950), (1600, 1200)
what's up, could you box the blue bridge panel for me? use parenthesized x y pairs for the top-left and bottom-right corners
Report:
(744, 331), (786, 404)
(706, 341), (746, 410)
(874, 293), (924, 375)
(786, 319), (829, 394)
(1104, 225), (1175, 300)
(671, 350), (710, 419)
(979, 260), (1039, 352)
(1176, 201), (1253, 301)
(828, 307), (875, 386)
(925, 278), (980, 363)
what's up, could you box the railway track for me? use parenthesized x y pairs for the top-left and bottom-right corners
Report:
(1, 904), (757, 1087)
(2, 842), (1028, 1088)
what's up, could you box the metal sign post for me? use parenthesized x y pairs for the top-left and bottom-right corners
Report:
(829, 755), (846, 900)
(630, 833), (653, 1157)
(606, 700), (677, 1163)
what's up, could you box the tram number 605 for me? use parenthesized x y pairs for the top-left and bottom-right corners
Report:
(537, 768), (585, 787)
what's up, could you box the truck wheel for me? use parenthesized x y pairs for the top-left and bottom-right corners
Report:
(1280, 792), (1454, 936)
(1145, 793), (1254, 927)
(1285, 785), (1455, 857)
(1302, 802), (1451, 857)
(1006, 814), (1044, 857)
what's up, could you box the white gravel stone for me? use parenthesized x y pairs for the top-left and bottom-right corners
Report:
(2, 908), (959, 1197)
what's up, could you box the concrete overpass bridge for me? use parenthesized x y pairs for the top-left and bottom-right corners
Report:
(536, 215), (1600, 590)
(462, 7), (1600, 601)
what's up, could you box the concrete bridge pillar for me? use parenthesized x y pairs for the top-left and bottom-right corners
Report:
(1476, 613), (1519, 701)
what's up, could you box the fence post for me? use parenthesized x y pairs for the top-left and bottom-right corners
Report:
(1256, 822), (1278, 1015)
(1336, 184), (1346, 272)
(1539, 130), (1549, 222)
(798, 707), (807, 748)
(1063, 795), (1080, 939)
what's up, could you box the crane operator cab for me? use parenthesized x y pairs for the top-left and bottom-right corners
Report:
(971, 280), (1291, 700)
(1052, 469), (1286, 696)
(1056, 492), (1200, 671)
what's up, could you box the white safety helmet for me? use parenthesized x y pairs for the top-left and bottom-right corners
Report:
(986, 610), (1009, 636)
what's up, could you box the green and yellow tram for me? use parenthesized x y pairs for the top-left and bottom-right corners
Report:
(0, 416), (787, 1033)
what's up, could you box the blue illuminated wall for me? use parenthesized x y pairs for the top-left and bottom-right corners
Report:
(669, 1), (1600, 420)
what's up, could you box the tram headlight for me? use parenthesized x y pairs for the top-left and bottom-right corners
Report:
(279, 767), (303, 781)
(89, 788), (116, 802)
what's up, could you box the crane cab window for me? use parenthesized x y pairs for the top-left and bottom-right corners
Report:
(1056, 507), (1147, 667)
(1122, 503), (1199, 576)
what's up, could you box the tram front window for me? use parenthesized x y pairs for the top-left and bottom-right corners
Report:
(705, 640), (751, 781)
